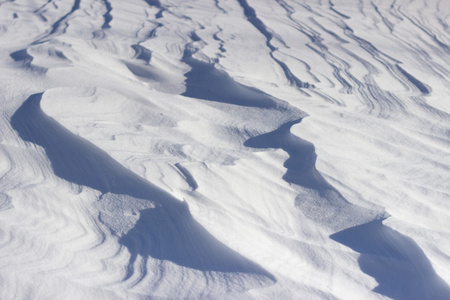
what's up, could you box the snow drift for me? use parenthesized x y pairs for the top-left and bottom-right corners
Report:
(0, 0), (449, 299)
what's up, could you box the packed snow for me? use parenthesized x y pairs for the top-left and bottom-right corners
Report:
(0, 0), (449, 299)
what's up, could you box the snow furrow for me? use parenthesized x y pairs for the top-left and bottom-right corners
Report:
(10, 91), (275, 295)
(1, 0), (449, 298)
(47, 0), (81, 36)
(236, 0), (310, 88)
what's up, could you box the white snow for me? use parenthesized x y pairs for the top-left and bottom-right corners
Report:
(0, 0), (449, 299)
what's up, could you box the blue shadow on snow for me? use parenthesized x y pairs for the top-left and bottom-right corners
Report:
(245, 118), (449, 299)
(10, 93), (275, 282)
(331, 220), (450, 300)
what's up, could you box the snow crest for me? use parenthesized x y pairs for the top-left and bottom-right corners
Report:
(1, 0), (449, 299)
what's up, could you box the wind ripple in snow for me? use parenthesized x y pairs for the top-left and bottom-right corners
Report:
(1, 0), (450, 298)
(10, 93), (275, 292)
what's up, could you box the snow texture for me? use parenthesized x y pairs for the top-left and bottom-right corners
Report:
(0, 0), (449, 299)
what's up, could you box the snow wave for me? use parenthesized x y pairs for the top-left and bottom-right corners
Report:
(1, 0), (449, 299)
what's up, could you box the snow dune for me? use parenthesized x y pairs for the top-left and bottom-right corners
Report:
(0, 0), (449, 299)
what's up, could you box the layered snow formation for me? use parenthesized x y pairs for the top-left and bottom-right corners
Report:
(1, 0), (449, 299)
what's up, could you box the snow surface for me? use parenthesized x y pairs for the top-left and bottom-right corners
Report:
(0, 0), (449, 299)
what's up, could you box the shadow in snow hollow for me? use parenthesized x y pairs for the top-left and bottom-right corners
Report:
(331, 220), (450, 300)
(245, 118), (449, 299)
(10, 93), (275, 283)
(182, 49), (278, 109)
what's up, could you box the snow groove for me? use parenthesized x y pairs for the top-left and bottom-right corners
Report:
(236, 0), (310, 88)
(1, 0), (450, 298)
(101, 0), (112, 30)
(47, 0), (81, 36)
(11, 92), (275, 294)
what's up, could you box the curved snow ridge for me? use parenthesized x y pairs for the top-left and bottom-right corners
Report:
(243, 104), (449, 298)
(142, 0), (165, 19)
(10, 40), (73, 73)
(46, 0), (81, 37)
(331, 219), (450, 300)
(245, 119), (328, 189)
(1, 0), (450, 298)
(245, 118), (386, 231)
(247, 0), (447, 116)
(236, 0), (311, 88)
(10, 92), (276, 294)
(179, 31), (309, 115)
(101, 0), (113, 30)
(182, 51), (280, 109)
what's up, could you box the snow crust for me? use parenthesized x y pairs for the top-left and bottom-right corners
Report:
(0, 0), (449, 299)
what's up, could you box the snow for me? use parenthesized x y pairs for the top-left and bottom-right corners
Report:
(0, 0), (449, 299)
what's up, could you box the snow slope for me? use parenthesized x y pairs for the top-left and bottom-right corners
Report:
(0, 0), (449, 299)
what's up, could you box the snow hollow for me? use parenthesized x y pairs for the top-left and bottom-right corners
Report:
(0, 0), (449, 299)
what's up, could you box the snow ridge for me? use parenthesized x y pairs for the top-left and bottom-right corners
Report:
(0, 0), (449, 299)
